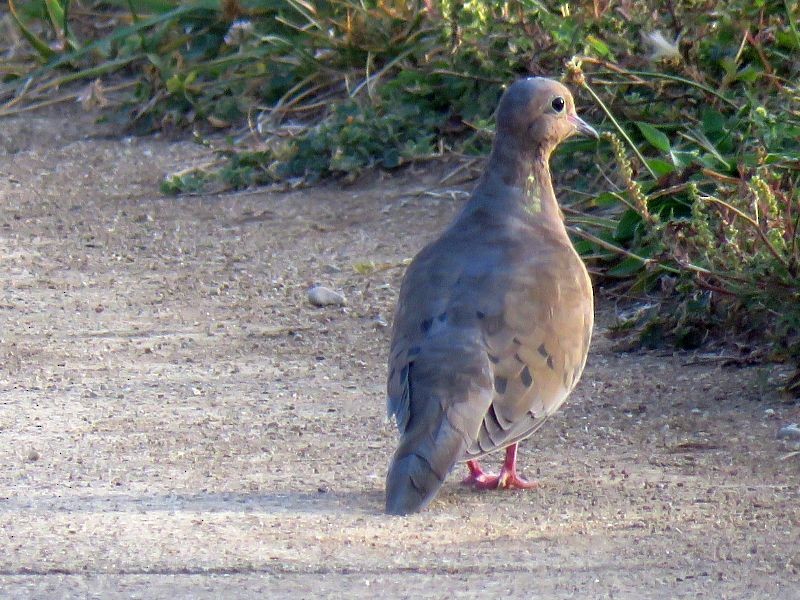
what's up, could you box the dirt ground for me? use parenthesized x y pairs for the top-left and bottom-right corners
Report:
(0, 107), (798, 600)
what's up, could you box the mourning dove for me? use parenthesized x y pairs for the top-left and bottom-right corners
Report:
(385, 77), (597, 515)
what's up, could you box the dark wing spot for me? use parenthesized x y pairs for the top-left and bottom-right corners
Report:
(520, 365), (533, 388)
(494, 376), (508, 394)
(513, 353), (524, 363)
(484, 404), (503, 438)
(488, 353), (499, 364)
(476, 311), (486, 320)
(483, 315), (504, 335)
(487, 404), (502, 430)
(420, 318), (432, 333)
(407, 345), (421, 358)
(512, 337), (522, 346)
(437, 312), (447, 322)
(538, 343), (548, 358)
(547, 355), (555, 370)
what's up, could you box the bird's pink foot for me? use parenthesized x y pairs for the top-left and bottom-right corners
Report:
(462, 460), (538, 490)
(461, 460), (500, 488)
(461, 444), (539, 490)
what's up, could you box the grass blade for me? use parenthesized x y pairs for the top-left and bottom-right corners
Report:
(8, 0), (57, 60)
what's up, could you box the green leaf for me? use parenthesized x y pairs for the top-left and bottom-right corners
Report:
(44, 0), (66, 31)
(572, 240), (594, 255)
(165, 74), (183, 94)
(591, 192), (622, 208)
(614, 209), (643, 241)
(586, 34), (612, 58)
(671, 150), (699, 169)
(733, 65), (762, 84)
(607, 256), (646, 277)
(701, 109), (726, 136)
(636, 122), (671, 154)
(776, 29), (800, 50)
(146, 53), (166, 71)
(646, 158), (675, 177)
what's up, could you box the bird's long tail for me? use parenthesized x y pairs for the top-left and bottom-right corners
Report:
(385, 410), (468, 515)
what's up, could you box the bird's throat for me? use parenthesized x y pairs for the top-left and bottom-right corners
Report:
(478, 141), (564, 226)
(521, 153), (561, 224)
(523, 172), (543, 215)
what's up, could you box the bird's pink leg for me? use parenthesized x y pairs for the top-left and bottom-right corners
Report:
(461, 444), (538, 490)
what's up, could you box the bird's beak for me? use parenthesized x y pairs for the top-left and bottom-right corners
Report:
(569, 114), (598, 139)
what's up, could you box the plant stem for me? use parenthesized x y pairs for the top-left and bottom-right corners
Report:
(581, 79), (657, 179)
(701, 195), (790, 269)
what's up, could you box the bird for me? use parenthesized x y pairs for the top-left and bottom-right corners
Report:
(385, 77), (597, 515)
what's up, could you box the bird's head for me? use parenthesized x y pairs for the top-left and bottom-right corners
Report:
(495, 77), (598, 153)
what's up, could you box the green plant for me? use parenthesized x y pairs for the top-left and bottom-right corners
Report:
(4, 0), (800, 380)
(565, 47), (799, 360)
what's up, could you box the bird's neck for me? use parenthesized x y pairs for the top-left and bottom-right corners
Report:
(476, 141), (563, 226)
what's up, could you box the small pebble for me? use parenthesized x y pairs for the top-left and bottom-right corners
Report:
(308, 285), (346, 307)
(776, 423), (800, 441)
(26, 449), (40, 462)
(373, 314), (388, 328)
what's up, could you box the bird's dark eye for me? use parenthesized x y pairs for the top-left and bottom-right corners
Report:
(551, 96), (565, 112)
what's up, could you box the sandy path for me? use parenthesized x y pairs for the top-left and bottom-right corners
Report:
(0, 109), (798, 599)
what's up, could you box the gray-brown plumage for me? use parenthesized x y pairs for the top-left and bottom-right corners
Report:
(385, 77), (597, 515)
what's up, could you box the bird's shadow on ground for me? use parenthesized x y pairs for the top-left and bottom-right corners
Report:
(0, 489), (388, 516)
(0, 485), (512, 518)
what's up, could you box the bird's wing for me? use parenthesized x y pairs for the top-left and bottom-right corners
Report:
(387, 227), (498, 440)
(467, 234), (593, 457)
(385, 217), (505, 514)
